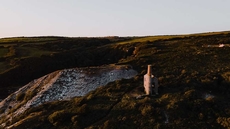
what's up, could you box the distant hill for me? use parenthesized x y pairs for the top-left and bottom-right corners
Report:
(0, 31), (230, 128)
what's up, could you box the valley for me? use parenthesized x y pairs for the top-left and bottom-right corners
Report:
(0, 32), (230, 128)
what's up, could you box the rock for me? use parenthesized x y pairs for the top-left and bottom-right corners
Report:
(0, 65), (137, 122)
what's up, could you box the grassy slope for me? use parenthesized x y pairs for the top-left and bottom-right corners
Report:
(0, 36), (130, 99)
(1, 32), (230, 128)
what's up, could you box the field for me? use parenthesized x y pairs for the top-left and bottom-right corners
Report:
(0, 32), (230, 128)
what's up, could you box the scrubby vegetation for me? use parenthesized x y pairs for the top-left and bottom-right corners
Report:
(0, 36), (131, 99)
(1, 31), (230, 128)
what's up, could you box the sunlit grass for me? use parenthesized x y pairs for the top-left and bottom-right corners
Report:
(114, 35), (184, 45)
(0, 37), (64, 43)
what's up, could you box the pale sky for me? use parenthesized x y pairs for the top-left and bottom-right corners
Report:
(0, 0), (230, 38)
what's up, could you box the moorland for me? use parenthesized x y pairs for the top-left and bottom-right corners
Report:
(0, 31), (230, 128)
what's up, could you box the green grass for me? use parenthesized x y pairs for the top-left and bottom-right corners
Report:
(0, 36), (65, 44)
(111, 35), (182, 45)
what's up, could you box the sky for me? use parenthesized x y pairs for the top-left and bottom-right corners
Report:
(0, 0), (230, 38)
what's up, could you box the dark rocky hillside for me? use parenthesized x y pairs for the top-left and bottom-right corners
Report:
(0, 36), (132, 99)
(0, 32), (230, 128)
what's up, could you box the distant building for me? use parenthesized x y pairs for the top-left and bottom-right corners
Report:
(219, 44), (224, 47)
(202, 44), (229, 48)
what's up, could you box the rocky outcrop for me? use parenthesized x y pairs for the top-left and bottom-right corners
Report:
(0, 65), (137, 125)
